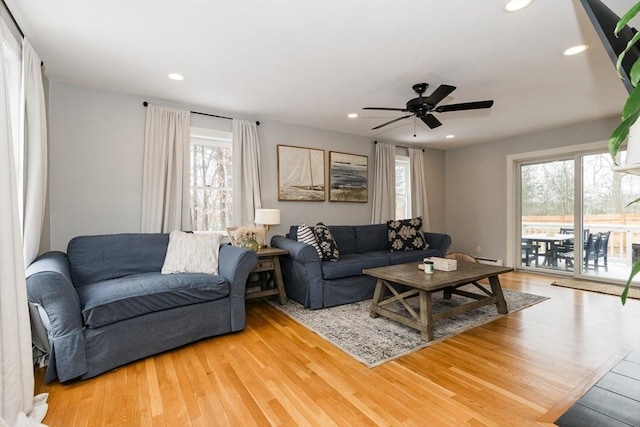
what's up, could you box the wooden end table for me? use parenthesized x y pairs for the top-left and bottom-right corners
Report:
(364, 262), (513, 341)
(245, 247), (288, 305)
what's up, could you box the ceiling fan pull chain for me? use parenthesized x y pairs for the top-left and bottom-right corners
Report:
(413, 116), (416, 137)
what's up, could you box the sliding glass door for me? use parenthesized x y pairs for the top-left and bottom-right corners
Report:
(519, 158), (574, 271)
(581, 152), (640, 282)
(517, 150), (640, 285)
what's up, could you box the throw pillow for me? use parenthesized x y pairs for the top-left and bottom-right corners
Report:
(313, 222), (340, 262)
(297, 223), (323, 259)
(161, 230), (221, 275)
(387, 217), (429, 252)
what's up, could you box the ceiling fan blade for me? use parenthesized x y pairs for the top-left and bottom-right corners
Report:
(421, 114), (442, 129)
(435, 100), (494, 113)
(372, 114), (413, 130)
(424, 84), (456, 106)
(363, 107), (407, 111)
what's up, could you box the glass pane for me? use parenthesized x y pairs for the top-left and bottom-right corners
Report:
(190, 140), (232, 231)
(520, 159), (574, 271)
(581, 152), (640, 283)
(396, 157), (410, 220)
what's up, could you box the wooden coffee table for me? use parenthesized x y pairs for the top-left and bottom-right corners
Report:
(364, 262), (513, 341)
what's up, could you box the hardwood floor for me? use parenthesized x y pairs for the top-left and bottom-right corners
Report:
(34, 272), (640, 426)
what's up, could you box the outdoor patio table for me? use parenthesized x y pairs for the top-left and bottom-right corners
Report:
(521, 233), (574, 267)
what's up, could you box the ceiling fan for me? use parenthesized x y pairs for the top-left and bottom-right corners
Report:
(364, 83), (494, 130)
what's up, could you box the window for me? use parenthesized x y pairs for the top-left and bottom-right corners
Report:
(395, 155), (411, 219)
(189, 127), (233, 231)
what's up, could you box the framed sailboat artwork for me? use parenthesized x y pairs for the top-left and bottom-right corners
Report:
(277, 145), (325, 201)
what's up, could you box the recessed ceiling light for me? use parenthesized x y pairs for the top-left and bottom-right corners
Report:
(445, 134), (455, 139)
(504, 0), (532, 12)
(563, 44), (589, 56)
(168, 73), (184, 81)
(347, 113), (359, 118)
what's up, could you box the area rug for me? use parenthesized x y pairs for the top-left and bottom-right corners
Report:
(269, 285), (548, 367)
(551, 279), (640, 300)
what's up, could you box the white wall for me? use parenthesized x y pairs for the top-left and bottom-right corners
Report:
(47, 82), (447, 250)
(444, 116), (621, 262)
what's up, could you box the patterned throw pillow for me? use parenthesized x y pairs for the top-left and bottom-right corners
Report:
(387, 217), (429, 252)
(313, 222), (340, 262)
(297, 223), (323, 259)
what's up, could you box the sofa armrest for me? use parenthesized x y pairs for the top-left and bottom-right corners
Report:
(270, 235), (325, 308)
(218, 245), (258, 297)
(271, 235), (319, 262)
(423, 232), (452, 257)
(26, 251), (88, 382)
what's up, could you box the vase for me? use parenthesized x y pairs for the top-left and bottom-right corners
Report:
(240, 238), (259, 252)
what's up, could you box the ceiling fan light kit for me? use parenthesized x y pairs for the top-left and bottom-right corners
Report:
(364, 83), (494, 131)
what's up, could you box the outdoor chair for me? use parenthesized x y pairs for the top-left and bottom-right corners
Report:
(521, 242), (539, 267)
(583, 232), (601, 272)
(596, 231), (610, 272)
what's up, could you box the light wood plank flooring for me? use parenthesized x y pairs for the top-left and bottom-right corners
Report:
(34, 271), (640, 426)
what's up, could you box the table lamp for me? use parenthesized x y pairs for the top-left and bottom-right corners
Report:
(255, 209), (281, 247)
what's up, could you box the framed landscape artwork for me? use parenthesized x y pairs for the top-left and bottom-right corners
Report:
(329, 151), (368, 203)
(277, 145), (325, 201)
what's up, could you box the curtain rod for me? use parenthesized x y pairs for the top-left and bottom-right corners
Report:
(374, 140), (425, 152)
(143, 102), (260, 126)
(2, 0), (45, 67)
(1, 0), (23, 38)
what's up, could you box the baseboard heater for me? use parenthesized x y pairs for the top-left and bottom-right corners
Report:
(476, 257), (504, 266)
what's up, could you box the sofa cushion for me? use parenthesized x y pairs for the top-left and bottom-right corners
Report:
(314, 223), (340, 261)
(162, 231), (221, 275)
(387, 217), (428, 251)
(327, 225), (357, 254)
(68, 233), (169, 287)
(76, 272), (228, 328)
(321, 252), (390, 280)
(355, 224), (389, 253)
(387, 248), (442, 265)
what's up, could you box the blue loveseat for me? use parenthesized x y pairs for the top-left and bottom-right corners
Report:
(26, 233), (257, 382)
(271, 223), (451, 309)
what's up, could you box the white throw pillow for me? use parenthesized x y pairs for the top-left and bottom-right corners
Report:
(161, 231), (221, 275)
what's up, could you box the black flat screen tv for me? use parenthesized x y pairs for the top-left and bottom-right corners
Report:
(580, 0), (640, 93)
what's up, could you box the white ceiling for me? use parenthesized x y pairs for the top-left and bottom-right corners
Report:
(5, 0), (635, 149)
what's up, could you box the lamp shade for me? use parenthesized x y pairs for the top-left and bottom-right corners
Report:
(255, 209), (281, 225)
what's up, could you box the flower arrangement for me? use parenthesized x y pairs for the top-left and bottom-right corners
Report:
(227, 226), (266, 250)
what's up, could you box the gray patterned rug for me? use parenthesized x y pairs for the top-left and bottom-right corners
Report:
(269, 285), (548, 367)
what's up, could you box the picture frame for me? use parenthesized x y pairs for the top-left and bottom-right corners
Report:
(329, 151), (368, 203)
(277, 144), (325, 201)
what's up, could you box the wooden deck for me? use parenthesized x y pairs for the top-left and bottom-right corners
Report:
(34, 271), (640, 426)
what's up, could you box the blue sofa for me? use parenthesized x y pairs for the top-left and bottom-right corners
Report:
(271, 224), (451, 309)
(26, 233), (258, 383)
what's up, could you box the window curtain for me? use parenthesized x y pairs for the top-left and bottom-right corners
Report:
(140, 105), (192, 232)
(21, 39), (47, 268)
(409, 148), (430, 230)
(371, 142), (396, 223)
(232, 119), (261, 226)
(0, 26), (48, 427)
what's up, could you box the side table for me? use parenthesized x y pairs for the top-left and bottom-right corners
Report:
(245, 247), (288, 305)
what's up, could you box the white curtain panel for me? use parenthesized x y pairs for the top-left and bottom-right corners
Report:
(141, 105), (192, 233)
(232, 119), (262, 226)
(409, 148), (430, 231)
(0, 27), (48, 427)
(21, 39), (47, 268)
(371, 142), (396, 224)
